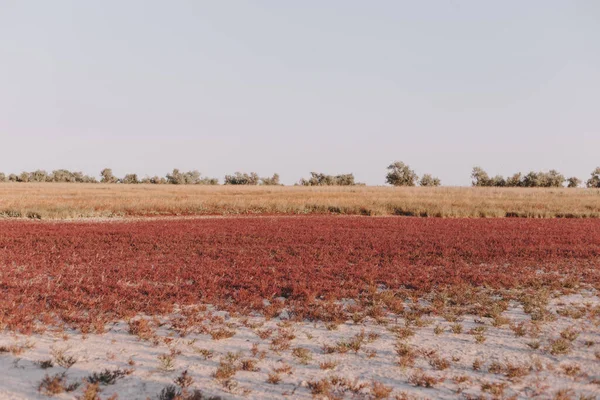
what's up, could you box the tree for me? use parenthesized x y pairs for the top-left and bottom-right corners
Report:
(17, 172), (30, 182)
(166, 169), (186, 184)
(471, 167), (490, 187)
(29, 170), (49, 182)
(506, 173), (522, 187)
(0, 173), (6, 182)
(419, 174), (441, 187)
(587, 167), (600, 188)
(100, 168), (118, 183)
(165, 169), (217, 185)
(224, 172), (260, 185)
(567, 177), (581, 188)
(299, 172), (358, 186)
(260, 173), (281, 186)
(141, 176), (167, 184)
(542, 170), (565, 187)
(121, 174), (139, 184)
(489, 175), (506, 187)
(386, 162), (418, 186)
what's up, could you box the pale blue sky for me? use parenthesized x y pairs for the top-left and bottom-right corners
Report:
(1, 1), (599, 185)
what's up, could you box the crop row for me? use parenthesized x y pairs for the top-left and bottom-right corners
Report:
(1, 217), (599, 333)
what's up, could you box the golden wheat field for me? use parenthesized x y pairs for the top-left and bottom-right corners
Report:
(0, 183), (599, 219)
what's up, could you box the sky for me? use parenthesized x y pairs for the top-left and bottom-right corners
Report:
(1, 1), (599, 186)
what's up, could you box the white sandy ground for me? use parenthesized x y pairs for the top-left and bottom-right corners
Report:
(1, 291), (599, 400)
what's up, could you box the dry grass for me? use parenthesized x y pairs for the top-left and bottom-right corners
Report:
(0, 183), (599, 219)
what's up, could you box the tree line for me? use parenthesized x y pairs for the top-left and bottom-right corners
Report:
(0, 164), (599, 188)
(471, 167), (600, 188)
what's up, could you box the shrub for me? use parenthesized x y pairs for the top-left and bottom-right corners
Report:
(86, 368), (127, 385)
(299, 172), (358, 186)
(419, 174), (441, 187)
(587, 167), (600, 188)
(408, 369), (440, 388)
(29, 170), (50, 182)
(50, 169), (96, 183)
(166, 169), (218, 185)
(100, 168), (119, 183)
(386, 162), (418, 186)
(471, 167), (491, 186)
(260, 173), (281, 186)
(224, 172), (260, 185)
(506, 172), (522, 187)
(489, 175), (506, 187)
(567, 177), (581, 188)
(121, 174), (140, 184)
(472, 167), (566, 187)
(38, 373), (79, 395)
(166, 169), (191, 184)
(0, 172), (5, 182)
(8, 173), (18, 182)
(141, 176), (167, 184)
(521, 170), (565, 188)
(18, 172), (30, 182)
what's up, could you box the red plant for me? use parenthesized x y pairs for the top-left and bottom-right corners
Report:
(0, 217), (598, 332)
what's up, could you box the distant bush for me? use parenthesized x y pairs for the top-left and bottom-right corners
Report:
(260, 173), (281, 186)
(567, 177), (581, 188)
(419, 174), (441, 187)
(121, 174), (140, 184)
(3, 169), (96, 183)
(0, 173), (6, 182)
(167, 169), (218, 185)
(521, 170), (565, 188)
(141, 176), (167, 184)
(489, 175), (506, 187)
(587, 167), (600, 188)
(29, 170), (50, 182)
(100, 168), (119, 183)
(471, 167), (491, 187)
(49, 169), (97, 183)
(386, 162), (418, 187)
(299, 172), (359, 186)
(471, 167), (566, 188)
(506, 173), (522, 187)
(224, 172), (260, 185)
(18, 172), (30, 182)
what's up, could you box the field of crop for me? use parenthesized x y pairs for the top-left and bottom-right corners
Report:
(1, 183), (600, 219)
(1, 217), (600, 399)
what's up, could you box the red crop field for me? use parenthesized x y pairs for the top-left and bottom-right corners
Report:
(1, 216), (599, 333)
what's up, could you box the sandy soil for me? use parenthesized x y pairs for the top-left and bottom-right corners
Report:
(1, 291), (599, 400)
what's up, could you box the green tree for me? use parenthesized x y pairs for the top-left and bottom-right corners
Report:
(260, 173), (281, 186)
(419, 174), (441, 187)
(471, 167), (491, 187)
(587, 167), (600, 188)
(100, 168), (119, 183)
(224, 172), (260, 185)
(386, 162), (418, 186)
(121, 174), (140, 184)
(567, 177), (581, 188)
